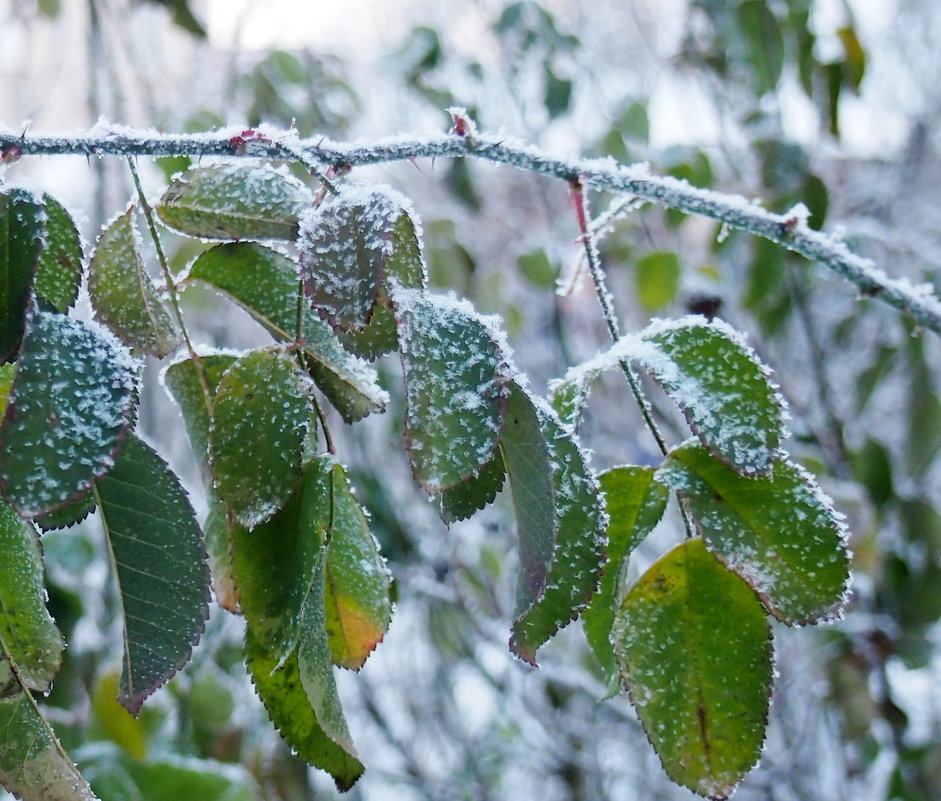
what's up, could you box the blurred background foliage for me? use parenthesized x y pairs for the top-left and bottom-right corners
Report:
(2, 0), (941, 798)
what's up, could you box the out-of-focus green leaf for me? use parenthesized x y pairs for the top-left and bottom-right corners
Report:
(516, 249), (557, 288)
(34, 194), (83, 313)
(323, 463), (392, 669)
(543, 64), (572, 118)
(392, 287), (508, 493)
(582, 466), (668, 691)
(500, 381), (606, 664)
(437, 451), (506, 524)
(0, 188), (44, 363)
(209, 348), (309, 528)
(0, 502), (64, 692)
(157, 164), (313, 241)
(90, 672), (147, 760)
(94, 433), (209, 714)
(613, 538), (772, 800)
(88, 208), (181, 358)
(737, 0), (784, 95)
(635, 251), (681, 311)
(837, 26), (866, 91)
(656, 440), (849, 624)
(851, 438), (894, 510)
(300, 185), (426, 332)
(187, 242), (387, 422)
(0, 311), (138, 518)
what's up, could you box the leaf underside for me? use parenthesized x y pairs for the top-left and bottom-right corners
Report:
(613, 538), (772, 800)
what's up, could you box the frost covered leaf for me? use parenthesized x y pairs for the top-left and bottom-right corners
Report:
(582, 466), (668, 691)
(0, 311), (138, 518)
(0, 188), (45, 363)
(157, 163), (313, 241)
(656, 440), (850, 624)
(613, 538), (771, 800)
(203, 500), (241, 613)
(231, 459), (330, 665)
(549, 316), (784, 475)
(34, 490), (96, 532)
(337, 303), (400, 361)
(163, 353), (236, 472)
(300, 184), (426, 332)
(392, 287), (508, 494)
(88, 208), (181, 358)
(500, 381), (606, 665)
(187, 242), (387, 422)
(0, 693), (99, 801)
(209, 348), (309, 529)
(94, 433), (210, 714)
(437, 451), (506, 524)
(33, 194), (83, 313)
(0, 502), (65, 692)
(323, 463), (392, 669)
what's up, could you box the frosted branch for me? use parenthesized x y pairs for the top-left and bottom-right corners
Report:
(2, 123), (939, 335)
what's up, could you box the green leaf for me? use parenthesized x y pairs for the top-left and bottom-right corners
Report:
(437, 450), (506, 524)
(209, 348), (309, 528)
(187, 242), (387, 422)
(157, 163), (313, 241)
(33, 194), (83, 313)
(94, 433), (210, 714)
(203, 500), (241, 613)
(0, 311), (138, 518)
(231, 460), (330, 665)
(0, 188), (45, 363)
(336, 302), (400, 361)
(655, 440), (849, 624)
(392, 287), (508, 494)
(737, 0), (784, 95)
(90, 672), (148, 760)
(549, 316), (784, 475)
(500, 381), (606, 665)
(34, 489), (96, 532)
(88, 207), (181, 358)
(163, 352), (236, 472)
(0, 502), (65, 692)
(323, 463), (392, 669)
(0, 693), (99, 801)
(582, 466), (668, 692)
(300, 185), (426, 332)
(635, 251), (681, 311)
(516, 249), (557, 288)
(88, 755), (261, 801)
(0, 362), (14, 423)
(613, 538), (772, 800)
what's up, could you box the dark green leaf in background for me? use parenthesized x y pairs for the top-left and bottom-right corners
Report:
(0, 311), (138, 518)
(157, 163), (313, 241)
(94, 433), (210, 714)
(0, 188), (44, 363)
(736, 0), (785, 95)
(655, 440), (849, 624)
(613, 538), (772, 800)
(88, 207), (181, 358)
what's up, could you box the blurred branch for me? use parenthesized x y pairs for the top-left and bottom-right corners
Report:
(2, 124), (940, 335)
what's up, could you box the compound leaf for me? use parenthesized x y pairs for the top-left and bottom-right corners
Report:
(88, 208), (181, 358)
(392, 287), (508, 494)
(209, 348), (309, 529)
(94, 433), (210, 714)
(655, 440), (850, 624)
(157, 163), (312, 241)
(0, 311), (138, 518)
(500, 381), (606, 664)
(613, 538), (771, 800)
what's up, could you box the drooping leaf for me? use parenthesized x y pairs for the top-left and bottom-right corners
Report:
(0, 502), (64, 692)
(245, 631), (364, 792)
(437, 450), (506, 524)
(500, 381), (606, 665)
(163, 352), (237, 471)
(613, 538), (772, 800)
(0, 311), (138, 518)
(157, 163), (313, 241)
(323, 463), (392, 669)
(209, 348), (309, 528)
(94, 433), (210, 714)
(88, 207), (181, 358)
(582, 466), (668, 692)
(549, 316), (784, 475)
(34, 489), (96, 532)
(0, 188), (45, 363)
(230, 460), (330, 665)
(655, 440), (850, 624)
(33, 194), (83, 313)
(187, 242), (387, 422)
(392, 287), (508, 494)
(203, 500), (241, 613)
(300, 184), (426, 332)
(0, 693), (99, 801)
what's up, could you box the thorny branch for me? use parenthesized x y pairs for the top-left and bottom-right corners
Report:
(2, 123), (940, 335)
